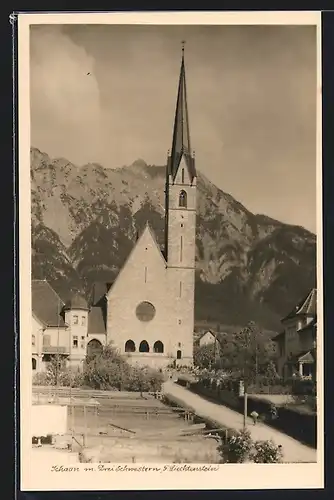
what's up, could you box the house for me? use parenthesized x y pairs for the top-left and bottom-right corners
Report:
(273, 288), (317, 380)
(32, 46), (197, 371)
(198, 330), (216, 347)
(32, 280), (107, 373)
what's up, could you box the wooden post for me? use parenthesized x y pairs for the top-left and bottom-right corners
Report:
(71, 403), (75, 443)
(83, 404), (87, 447)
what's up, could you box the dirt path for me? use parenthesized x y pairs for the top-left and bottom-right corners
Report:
(162, 381), (317, 463)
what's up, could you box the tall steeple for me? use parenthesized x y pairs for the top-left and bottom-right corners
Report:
(164, 42), (197, 265)
(168, 41), (196, 182)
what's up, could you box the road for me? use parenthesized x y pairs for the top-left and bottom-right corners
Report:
(162, 380), (317, 463)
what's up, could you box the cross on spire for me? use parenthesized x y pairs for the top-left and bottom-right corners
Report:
(181, 40), (186, 56)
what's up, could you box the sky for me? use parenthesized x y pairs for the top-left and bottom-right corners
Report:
(30, 23), (317, 232)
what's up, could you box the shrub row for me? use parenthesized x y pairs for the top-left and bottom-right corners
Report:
(32, 346), (165, 393)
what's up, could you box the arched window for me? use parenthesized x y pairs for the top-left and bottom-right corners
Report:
(153, 341), (164, 353)
(125, 339), (136, 353)
(32, 358), (37, 370)
(181, 168), (185, 183)
(177, 350), (182, 360)
(32, 334), (35, 346)
(139, 340), (150, 353)
(87, 338), (103, 358)
(179, 190), (187, 208)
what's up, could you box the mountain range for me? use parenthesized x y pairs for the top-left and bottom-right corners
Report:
(31, 146), (316, 333)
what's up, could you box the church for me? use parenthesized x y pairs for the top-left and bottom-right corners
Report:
(32, 47), (197, 371)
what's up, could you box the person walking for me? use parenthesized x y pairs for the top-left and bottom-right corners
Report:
(250, 410), (259, 425)
(270, 404), (278, 421)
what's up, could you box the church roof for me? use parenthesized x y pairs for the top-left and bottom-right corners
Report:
(282, 288), (317, 322)
(31, 280), (66, 327)
(89, 281), (111, 306)
(106, 221), (166, 296)
(168, 46), (196, 182)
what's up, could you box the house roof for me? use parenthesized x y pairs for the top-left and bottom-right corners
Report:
(282, 288), (317, 322)
(167, 48), (196, 182)
(272, 331), (285, 342)
(298, 317), (317, 334)
(31, 280), (66, 327)
(289, 349), (316, 364)
(88, 306), (107, 334)
(199, 330), (215, 339)
(64, 293), (88, 311)
(197, 331), (230, 346)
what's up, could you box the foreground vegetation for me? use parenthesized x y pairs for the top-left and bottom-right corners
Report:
(218, 429), (283, 463)
(194, 321), (316, 410)
(32, 345), (165, 393)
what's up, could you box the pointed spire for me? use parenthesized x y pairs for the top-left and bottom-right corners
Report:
(168, 41), (196, 181)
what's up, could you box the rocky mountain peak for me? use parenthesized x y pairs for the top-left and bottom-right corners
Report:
(30, 146), (316, 332)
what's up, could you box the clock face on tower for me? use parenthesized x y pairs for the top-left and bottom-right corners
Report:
(136, 301), (156, 322)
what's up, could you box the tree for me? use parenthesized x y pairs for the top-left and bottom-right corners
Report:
(223, 322), (272, 386)
(83, 344), (131, 390)
(263, 360), (280, 386)
(83, 344), (164, 392)
(193, 343), (217, 369)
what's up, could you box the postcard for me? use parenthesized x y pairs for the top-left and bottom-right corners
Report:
(18, 10), (323, 490)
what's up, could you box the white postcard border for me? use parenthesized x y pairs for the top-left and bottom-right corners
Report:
(18, 10), (324, 491)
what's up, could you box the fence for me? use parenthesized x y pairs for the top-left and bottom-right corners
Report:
(32, 386), (200, 451)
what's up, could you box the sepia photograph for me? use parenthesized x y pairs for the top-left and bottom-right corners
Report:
(18, 11), (323, 491)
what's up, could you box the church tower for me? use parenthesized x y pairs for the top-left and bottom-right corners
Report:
(165, 43), (197, 365)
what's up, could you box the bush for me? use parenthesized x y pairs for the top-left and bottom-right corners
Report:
(290, 378), (315, 396)
(32, 365), (85, 388)
(123, 366), (164, 393)
(251, 440), (283, 463)
(218, 429), (284, 464)
(83, 346), (130, 390)
(32, 346), (165, 393)
(82, 345), (164, 392)
(193, 344), (217, 369)
(32, 371), (50, 386)
(218, 429), (253, 463)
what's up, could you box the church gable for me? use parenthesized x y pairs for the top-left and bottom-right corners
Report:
(107, 224), (166, 298)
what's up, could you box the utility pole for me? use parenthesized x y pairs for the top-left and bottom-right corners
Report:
(55, 296), (60, 396)
(240, 379), (248, 430)
(243, 388), (248, 430)
(255, 338), (258, 388)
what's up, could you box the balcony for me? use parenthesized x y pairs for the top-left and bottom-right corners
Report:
(42, 345), (68, 354)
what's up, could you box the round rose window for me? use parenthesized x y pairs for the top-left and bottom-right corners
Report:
(136, 301), (156, 322)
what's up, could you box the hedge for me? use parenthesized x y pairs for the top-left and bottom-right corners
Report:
(185, 381), (317, 448)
